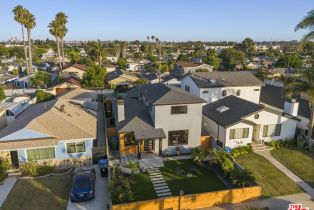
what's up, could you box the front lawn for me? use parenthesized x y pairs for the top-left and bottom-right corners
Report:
(236, 153), (302, 198)
(1, 175), (72, 210)
(160, 159), (227, 196)
(271, 147), (314, 188)
(130, 172), (157, 202)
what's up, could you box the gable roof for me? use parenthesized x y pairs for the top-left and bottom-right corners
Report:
(187, 71), (263, 88)
(260, 84), (311, 119)
(53, 77), (82, 87)
(63, 64), (88, 72)
(202, 96), (264, 127)
(106, 69), (138, 82)
(137, 83), (206, 105)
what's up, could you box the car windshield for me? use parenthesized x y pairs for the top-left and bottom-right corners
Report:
(74, 174), (91, 191)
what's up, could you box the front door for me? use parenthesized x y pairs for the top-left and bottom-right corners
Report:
(144, 140), (154, 152)
(253, 125), (261, 142)
(10, 151), (19, 168)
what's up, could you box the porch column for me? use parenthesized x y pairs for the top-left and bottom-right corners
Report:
(159, 138), (162, 156)
(137, 141), (142, 159)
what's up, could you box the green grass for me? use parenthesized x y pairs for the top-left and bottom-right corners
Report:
(160, 159), (227, 196)
(236, 153), (302, 198)
(271, 147), (314, 188)
(1, 174), (72, 210)
(130, 172), (157, 201)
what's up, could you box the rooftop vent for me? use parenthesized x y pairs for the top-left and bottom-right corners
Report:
(60, 104), (65, 112)
(209, 79), (216, 84)
(216, 106), (229, 113)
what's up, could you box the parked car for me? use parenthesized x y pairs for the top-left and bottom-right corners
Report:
(70, 168), (96, 202)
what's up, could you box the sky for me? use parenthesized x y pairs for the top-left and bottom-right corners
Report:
(0, 0), (312, 42)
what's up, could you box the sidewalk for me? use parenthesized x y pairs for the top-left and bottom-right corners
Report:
(255, 150), (314, 198)
(206, 193), (314, 210)
(0, 176), (17, 207)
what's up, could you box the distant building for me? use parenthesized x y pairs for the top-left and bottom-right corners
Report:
(41, 49), (56, 60)
(61, 64), (88, 79)
(173, 61), (213, 78)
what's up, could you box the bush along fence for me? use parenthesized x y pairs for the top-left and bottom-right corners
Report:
(112, 186), (261, 210)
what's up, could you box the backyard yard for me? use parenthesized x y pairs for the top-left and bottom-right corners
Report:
(160, 159), (227, 196)
(0, 174), (72, 210)
(236, 153), (302, 198)
(271, 147), (314, 188)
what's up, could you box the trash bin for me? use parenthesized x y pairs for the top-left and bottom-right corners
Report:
(98, 159), (108, 177)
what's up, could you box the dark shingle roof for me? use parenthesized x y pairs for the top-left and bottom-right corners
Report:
(260, 85), (311, 119)
(188, 71), (263, 88)
(202, 96), (264, 127)
(105, 69), (124, 81)
(138, 83), (206, 105)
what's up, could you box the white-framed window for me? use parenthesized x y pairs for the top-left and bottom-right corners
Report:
(229, 128), (249, 139)
(26, 147), (55, 161)
(263, 124), (281, 137)
(171, 105), (187, 114)
(66, 141), (86, 154)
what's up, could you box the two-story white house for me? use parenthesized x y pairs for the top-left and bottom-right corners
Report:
(113, 83), (206, 158)
(202, 96), (298, 148)
(181, 71), (263, 104)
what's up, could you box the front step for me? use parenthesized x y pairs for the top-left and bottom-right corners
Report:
(252, 143), (272, 152)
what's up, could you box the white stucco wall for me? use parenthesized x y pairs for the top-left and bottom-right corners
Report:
(244, 110), (297, 142)
(180, 76), (201, 97)
(202, 115), (226, 146)
(61, 67), (85, 79)
(154, 103), (205, 150)
(225, 123), (254, 148)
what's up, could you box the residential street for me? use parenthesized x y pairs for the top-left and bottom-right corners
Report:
(67, 166), (109, 210)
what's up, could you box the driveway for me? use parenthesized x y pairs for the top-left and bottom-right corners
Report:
(67, 165), (109, 210)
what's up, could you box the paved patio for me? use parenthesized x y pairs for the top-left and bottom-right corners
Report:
(0, 176), (17, 208)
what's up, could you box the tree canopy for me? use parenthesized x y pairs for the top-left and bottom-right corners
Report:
(220, 48), (245, 70)
(82, 65), (106, 88)
(30, 71), (52, 89)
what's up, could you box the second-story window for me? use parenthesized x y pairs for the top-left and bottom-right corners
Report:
(185, 85), (190, 92)
(236, 90), (241, 96)
(222, 90), (227, 96)
(171, 105), (187, 114)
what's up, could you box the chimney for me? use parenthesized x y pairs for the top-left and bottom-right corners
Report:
(117, 99), (125, 122)
(60, 104), (65, 112)
(284, 99), (299, 116)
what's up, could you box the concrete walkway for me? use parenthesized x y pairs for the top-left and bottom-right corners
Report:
(147, 168), (172, 198)
(0, 176), (17, 207)
(255, 150), (314, 198)
(206, 192), (314, 210)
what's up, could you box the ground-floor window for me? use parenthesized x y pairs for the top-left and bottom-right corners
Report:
(66, 141), (86, 154)
(262, 124), (281, 137)
(229, 128), (249, 139)
(124, 133), (136, 146)
(168, 130), (189, 146)
(27, 147), (55, 161)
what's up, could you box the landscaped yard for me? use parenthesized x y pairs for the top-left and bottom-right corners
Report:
(271, 147), (314, 188)
(1, 174), (72, 210)
(160, 159), (227, 196)
(130, 172), (157, 201)
(236, 153), (302, 198)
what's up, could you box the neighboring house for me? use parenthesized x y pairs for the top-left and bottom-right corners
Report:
(112, 83), (206, 158)
(139, 72), (160, 84)
(260, 84), (311, 137)
(41, 49), (56, 60)
(106, 56), (118, 64)
(20, 64), (38, 73)
(105, 69), (139, 91)
(0, 98), (32, 124)
(181, 71), (263, 104)
(246, 62), (261, 69)
(79, 49), (88, 57)
(202, 96), (297, 148)
(61, 64), (88, 79)
(267, 68), (295, 77)
(104, 64), (117, 72)
(0, 74), (19, 85)
(37, 62), (51, 71)
(126, 59), (152, 72)
(52, 77), (82, 95)
(161, 74), (181, 86)
(0, 88), (97, 168)
(14, 74), (35, 89)
(172, 61), (213, 77)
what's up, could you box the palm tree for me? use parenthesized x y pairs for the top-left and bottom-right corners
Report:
(24, 10), (36, 74)
(284, 69), (314, 150)
(295, 9), (314, 40)
(48, 20), (62, 70)
(146, 36), (150, 43)
(55, 12), (68, 68)
(151, 35), (155, 42)
(231, 168), (255, 188)
(120, 42), (128, 58)
(93, 41), (106, 66)
(12, 5), (29, 74)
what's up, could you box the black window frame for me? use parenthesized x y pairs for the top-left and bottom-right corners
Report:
(168, 130), (189, 146)
(171, 105), (188, 115)
(222, 90), (227, 96)
(236, 90), (241, 96)
(66, 141), (86, 154)
(185, 85), (190, 92)
(124, 133), (136, 147)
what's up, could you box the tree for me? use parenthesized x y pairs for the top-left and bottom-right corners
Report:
(0, 85), (5, 102)
(295, 10), (314, 40)
(35, 90), (55, 103)
(220, 48), (245, 70)
(12, 5), (29, 74)
(68, 50), (80, 63)
(24, 9), (36, 74)
(30, 71), (52, 88)
(90, 41), (106, 66)
(240, 38), (256, 58)
(195, 68), (210, 72)
(55, 12), (68, 68)
(284, 69), (314, 150)
(82, 65), (106, 88)
(204, 52), (221, 69)
(231, 168), (255, 188)
(48, 20), (62, 70)
(133, 78), (149, 85)
(192, 147), (207, 163)
(118, 58), (128, 69)
(276, 54), (303, 69)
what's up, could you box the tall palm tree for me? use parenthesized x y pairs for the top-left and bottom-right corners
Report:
(24, 10), (36, 74)
(284, 69), (314, 150)
(151, 35), (155, 42)
(12, 5), (29, 74)
(55, 12), (68, 68)
(120, 42), (128, 58)
(48, 20), (62, 70)
(146, 36), (150, 43)
(295, 9), (314, 40)
(93, 41), (106, 66)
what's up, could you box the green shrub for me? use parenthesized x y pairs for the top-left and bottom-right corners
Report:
(231, 145), (252, 158)
(210, 149), (235, 177)
(0, 157), (9, 182)
(35, 90), (55, 103)
(20, 162), (55, 177)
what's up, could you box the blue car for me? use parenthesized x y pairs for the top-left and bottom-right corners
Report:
(70, 168), (96, 202)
